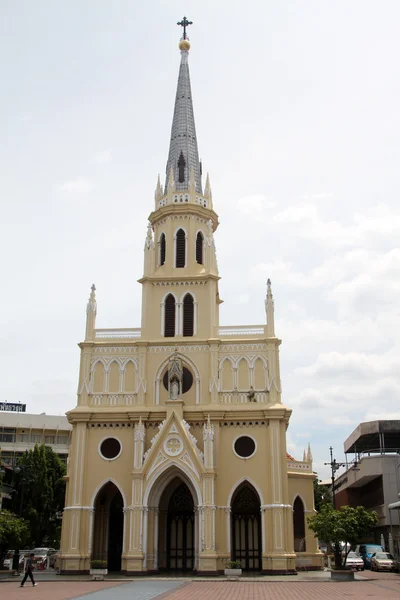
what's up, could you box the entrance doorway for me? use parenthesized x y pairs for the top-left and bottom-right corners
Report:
(92, 482), (124, 572)
(231, 483), (262, 571)
(158, 478), (195, 572)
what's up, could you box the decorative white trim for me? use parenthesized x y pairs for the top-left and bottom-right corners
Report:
(63, 505), (92, 511)
(219, 326), (264, 336)
(143, 460), (202, 506)
(292, 494), (308, 512)
(154, 352), (200, 405)
(98, 436), (123, 461)
(227, 477), (264, 507)
(93, 347), (139, 354)
(90, 477), (127, 508)
(261, 503), (293, 509)
(149, 344), (209, 353)
(95, 328), (141, 339)
(232, 434), (257, 460)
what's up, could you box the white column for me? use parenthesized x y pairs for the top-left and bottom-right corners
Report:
(142, 507), (149, 568)
(153, 508), (159, 570)
(225, 508), (231, 554)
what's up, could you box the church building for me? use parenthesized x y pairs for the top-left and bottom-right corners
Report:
(59, 21), (323, 575)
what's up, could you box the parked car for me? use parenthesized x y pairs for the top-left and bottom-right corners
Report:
(356, 544), (385, 568)
(31, 548), (58, 569)
(344, 551), (364, 570)
(370, 552), (396, 572)
(2, 550), (29, 569)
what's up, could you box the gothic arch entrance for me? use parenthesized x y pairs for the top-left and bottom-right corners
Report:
(231, 483), (262, 571)
(92, 482), (124, 572)
(158, 477), (195, 572)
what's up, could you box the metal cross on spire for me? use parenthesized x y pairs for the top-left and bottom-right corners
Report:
(177, 16), (193, 39)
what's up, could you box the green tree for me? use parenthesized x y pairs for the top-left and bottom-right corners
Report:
(308, 504), (378, 569)
(12, 444), (66, 546)
(313, 475), (332, 511)
(0, 510), (29, 565)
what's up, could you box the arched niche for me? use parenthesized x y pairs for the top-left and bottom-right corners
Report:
(293, 496), (306, 552)
(92, 361), (105, 393)
(108, 361), (120, 393)
(91, 481), (124, 571)
(237, 358), (250, 390)
(231, 482), (262, 571)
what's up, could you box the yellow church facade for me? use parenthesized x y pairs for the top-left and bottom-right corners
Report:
(59, 29), (323, 575)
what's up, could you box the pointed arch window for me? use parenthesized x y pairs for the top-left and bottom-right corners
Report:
(293, 497), (306, 552)
(178, 151), (186, 183)
(175, 229), (186, 268)
(183, 294), (194, 337)
(196, 232), (203, 265)
(159, 233), (166, 266)
(164, 294), (176, 337)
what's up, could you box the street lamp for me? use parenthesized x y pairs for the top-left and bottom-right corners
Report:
(324, 446), (346, 509)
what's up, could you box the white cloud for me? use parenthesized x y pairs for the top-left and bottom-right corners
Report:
(296, 351), (400, 378)
(93, 150), (112, 164)
(59, 178), (94, 194)
(237, 194), (276, 216)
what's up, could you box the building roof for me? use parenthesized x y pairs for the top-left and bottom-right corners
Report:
(344, 420), (400, 454)
(164, 38), (202, 194)
(0, 412), (72, 431)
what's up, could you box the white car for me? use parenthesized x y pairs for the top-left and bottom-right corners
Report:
(345, 551), (364, 570)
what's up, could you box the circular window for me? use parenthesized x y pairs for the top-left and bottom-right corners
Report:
(163, 367), (193, 394)
(234, 436), (256, 459)
(100, 438), (121, 460)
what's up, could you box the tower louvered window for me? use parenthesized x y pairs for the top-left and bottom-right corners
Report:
(196, 232), (203, 264)
(178, 151), (186, 183)
(183, 294), (194, 337)
(160, 233), (166, 266)
(164, 294), (176, 337)
(176, 229), (186, 268)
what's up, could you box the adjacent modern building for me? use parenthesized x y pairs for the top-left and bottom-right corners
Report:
(0, 412), (72, 467)
(334, 420), (400, 548)
(58, 26), (323, 575)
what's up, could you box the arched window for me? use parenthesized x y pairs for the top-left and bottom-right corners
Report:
(164, 294), (176, 337)
(183, 294), (194, 337)
(175, 229), (186, 268)
(196, 232), (203, 264)
(159, 233), (166, 266)
(293, 496), (306, 552)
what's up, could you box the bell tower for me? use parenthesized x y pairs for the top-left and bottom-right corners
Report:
(140, 31), (220, 342)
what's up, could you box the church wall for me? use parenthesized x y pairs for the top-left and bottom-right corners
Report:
(214, 425), (268, 506)
(80, 426), (134, 508)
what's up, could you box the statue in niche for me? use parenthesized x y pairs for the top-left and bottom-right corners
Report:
(168, 350), (183, 400)
(170, 378), (180, 400)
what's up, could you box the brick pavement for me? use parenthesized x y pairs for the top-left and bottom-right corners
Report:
(1, 576), (399, 600)
(159, 579), (400, 600)
(0, 581), (124, 600)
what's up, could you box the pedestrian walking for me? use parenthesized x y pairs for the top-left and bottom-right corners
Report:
(20, 553), (38, 587)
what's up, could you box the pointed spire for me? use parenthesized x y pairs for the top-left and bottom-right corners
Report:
(303, 449), (307, 462)
(164, 31), (202, 194)
(85, 284), (97, 341)
(265, 278), (275, 337)
(154, 174), (163, 201)
(307, 442), (313, 463)
(204, 172), (211, 199)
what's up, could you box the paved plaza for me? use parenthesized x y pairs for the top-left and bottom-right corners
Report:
(1, 573), (399, 600)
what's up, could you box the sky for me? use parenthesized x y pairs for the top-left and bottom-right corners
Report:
(1, 1), (400, 481)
